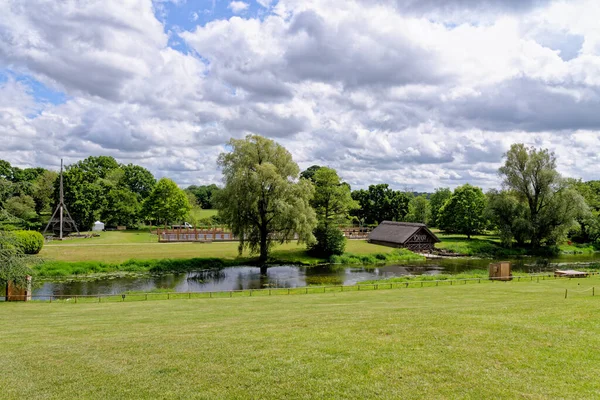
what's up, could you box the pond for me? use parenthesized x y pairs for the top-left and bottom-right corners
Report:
(20, 253), (600, 299)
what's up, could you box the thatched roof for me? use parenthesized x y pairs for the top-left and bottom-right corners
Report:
(368, 221), (440, 245)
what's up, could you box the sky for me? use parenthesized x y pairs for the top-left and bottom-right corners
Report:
(1, 0), (599, 191)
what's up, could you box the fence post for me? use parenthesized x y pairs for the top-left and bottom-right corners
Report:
(250, 289), (252, 297)
(189, 292), (191, 299)
(269, 289), (272, 296)
(98, 295), (101, 303)
(230, 291), (233, 298)
(75, 296), (77, 304)
(288, 288), (290, 295)
(421, 282), (423, 287)
(168, 293), (170, 300)
(50, 295), (52, 303)
(593, 287), (595, 297)
(565, 289), (568, 299)
(305, 287), (308, 294)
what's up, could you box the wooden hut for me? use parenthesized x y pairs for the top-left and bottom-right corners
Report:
(368, 221), (440, 252)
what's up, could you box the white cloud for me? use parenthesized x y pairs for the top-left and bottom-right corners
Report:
(228, 1), (249, 13)
(256, 0), (274, 7)
(1, 0), (600, 191)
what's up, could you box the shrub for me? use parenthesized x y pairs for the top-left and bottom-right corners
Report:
(13, 230), (44, 254)
(309, 224), (346, 257)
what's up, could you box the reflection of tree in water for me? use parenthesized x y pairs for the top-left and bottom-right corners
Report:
(153, 273), (188, 290)
(186, 269), (226, 284)
(304, 265), (344, 286)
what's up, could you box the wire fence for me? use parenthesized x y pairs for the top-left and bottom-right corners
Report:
(5, 272), (598, 304)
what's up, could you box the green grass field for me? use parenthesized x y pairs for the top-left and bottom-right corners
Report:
(2, 277), (600, 399)
(189, 208), (219, 220)
(40, 232), (396, 263)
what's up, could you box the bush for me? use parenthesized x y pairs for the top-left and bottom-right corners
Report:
(309, 224), (346, 257)
(13, 231), (44, 254)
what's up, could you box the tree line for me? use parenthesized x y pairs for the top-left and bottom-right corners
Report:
(1, 137), (597, 264)
(0, 157), (221, 231)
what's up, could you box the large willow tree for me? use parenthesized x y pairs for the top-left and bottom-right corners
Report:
(215, 135), (316, 268)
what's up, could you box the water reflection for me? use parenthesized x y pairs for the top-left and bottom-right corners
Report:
(22, 252), (600, 298)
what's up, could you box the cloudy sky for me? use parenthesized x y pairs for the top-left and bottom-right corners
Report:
(1, 0), (599, 191)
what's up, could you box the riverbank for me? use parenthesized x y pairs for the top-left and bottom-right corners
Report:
(33, 248), (424, 278)
(2, 276), (600, 399)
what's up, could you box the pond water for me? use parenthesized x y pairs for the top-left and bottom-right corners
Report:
(21, 253), (600, 299)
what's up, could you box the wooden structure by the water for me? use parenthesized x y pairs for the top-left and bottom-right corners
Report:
(158, 228), (236, 242)
(489, 261), (511, 281)
(368, 221), (440, 251)
(5, 276), (32, 301)
(555, 269), (589, 278)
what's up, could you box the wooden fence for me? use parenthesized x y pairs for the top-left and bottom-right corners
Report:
(157, 228), (236, 242)
(9, 272), (597, 303)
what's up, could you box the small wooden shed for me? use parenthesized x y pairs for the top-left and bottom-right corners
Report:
(489, 261), (511, 281)
(368, 221), (440, 252)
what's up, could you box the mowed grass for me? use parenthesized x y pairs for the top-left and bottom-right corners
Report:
(40, 235), (395, 263)
(190, 208), (219, 220)
(2, 277), (600, 399)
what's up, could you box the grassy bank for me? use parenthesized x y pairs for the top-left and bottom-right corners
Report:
(2, 277), (600, 399)
(34, 248), (425, 278)
(40, 234), (397, 263)
(435, 232), (596, 257)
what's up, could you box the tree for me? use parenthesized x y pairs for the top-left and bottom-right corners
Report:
(32, 170), (58, 214)
(486, 190), (531, 247)
(406, 195), (431, 224)
(185, 184), (220, 209)
(142, 178), (191, 226)
(350, 184), (411, 225)
(300, 165), (323, 182)
(499, 144), (587, 247)
(308, 167), (357, 257)
(429, 188), (452, 227)
(120, 164), (156, 200)
(4, 195), (37, 221)
(214, 135), (316, 268)
(311, 167), (357, 227)
(439, 184), (487, 239)
(101, 187), (141, 227)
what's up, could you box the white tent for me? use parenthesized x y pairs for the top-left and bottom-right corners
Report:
(92, 221), (105, 232)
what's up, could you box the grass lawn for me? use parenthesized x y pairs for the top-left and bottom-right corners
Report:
(2, 277), (600, 399)
(40, 234), (395, 263)
(189, 208), (219, 220)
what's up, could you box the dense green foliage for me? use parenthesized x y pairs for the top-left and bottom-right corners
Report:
(351, 184), (411, 225)
(0, 231), (35, 287)
(141, 178), (191, 226)
(406, 194), (430, 224)
(0, 160), (58, 230)
(439, 184), (487, 239)
(13, 230), (44, 254)
(309, 223), (346, 257)
(58, 156), (157, 230)
(215, 135), (317, 265)
(498, 144), (588, 247)
(429, 187), (452, 227)
(185, 184), (221, 209)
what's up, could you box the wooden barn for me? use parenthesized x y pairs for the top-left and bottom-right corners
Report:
(368, 221), (440, 252)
